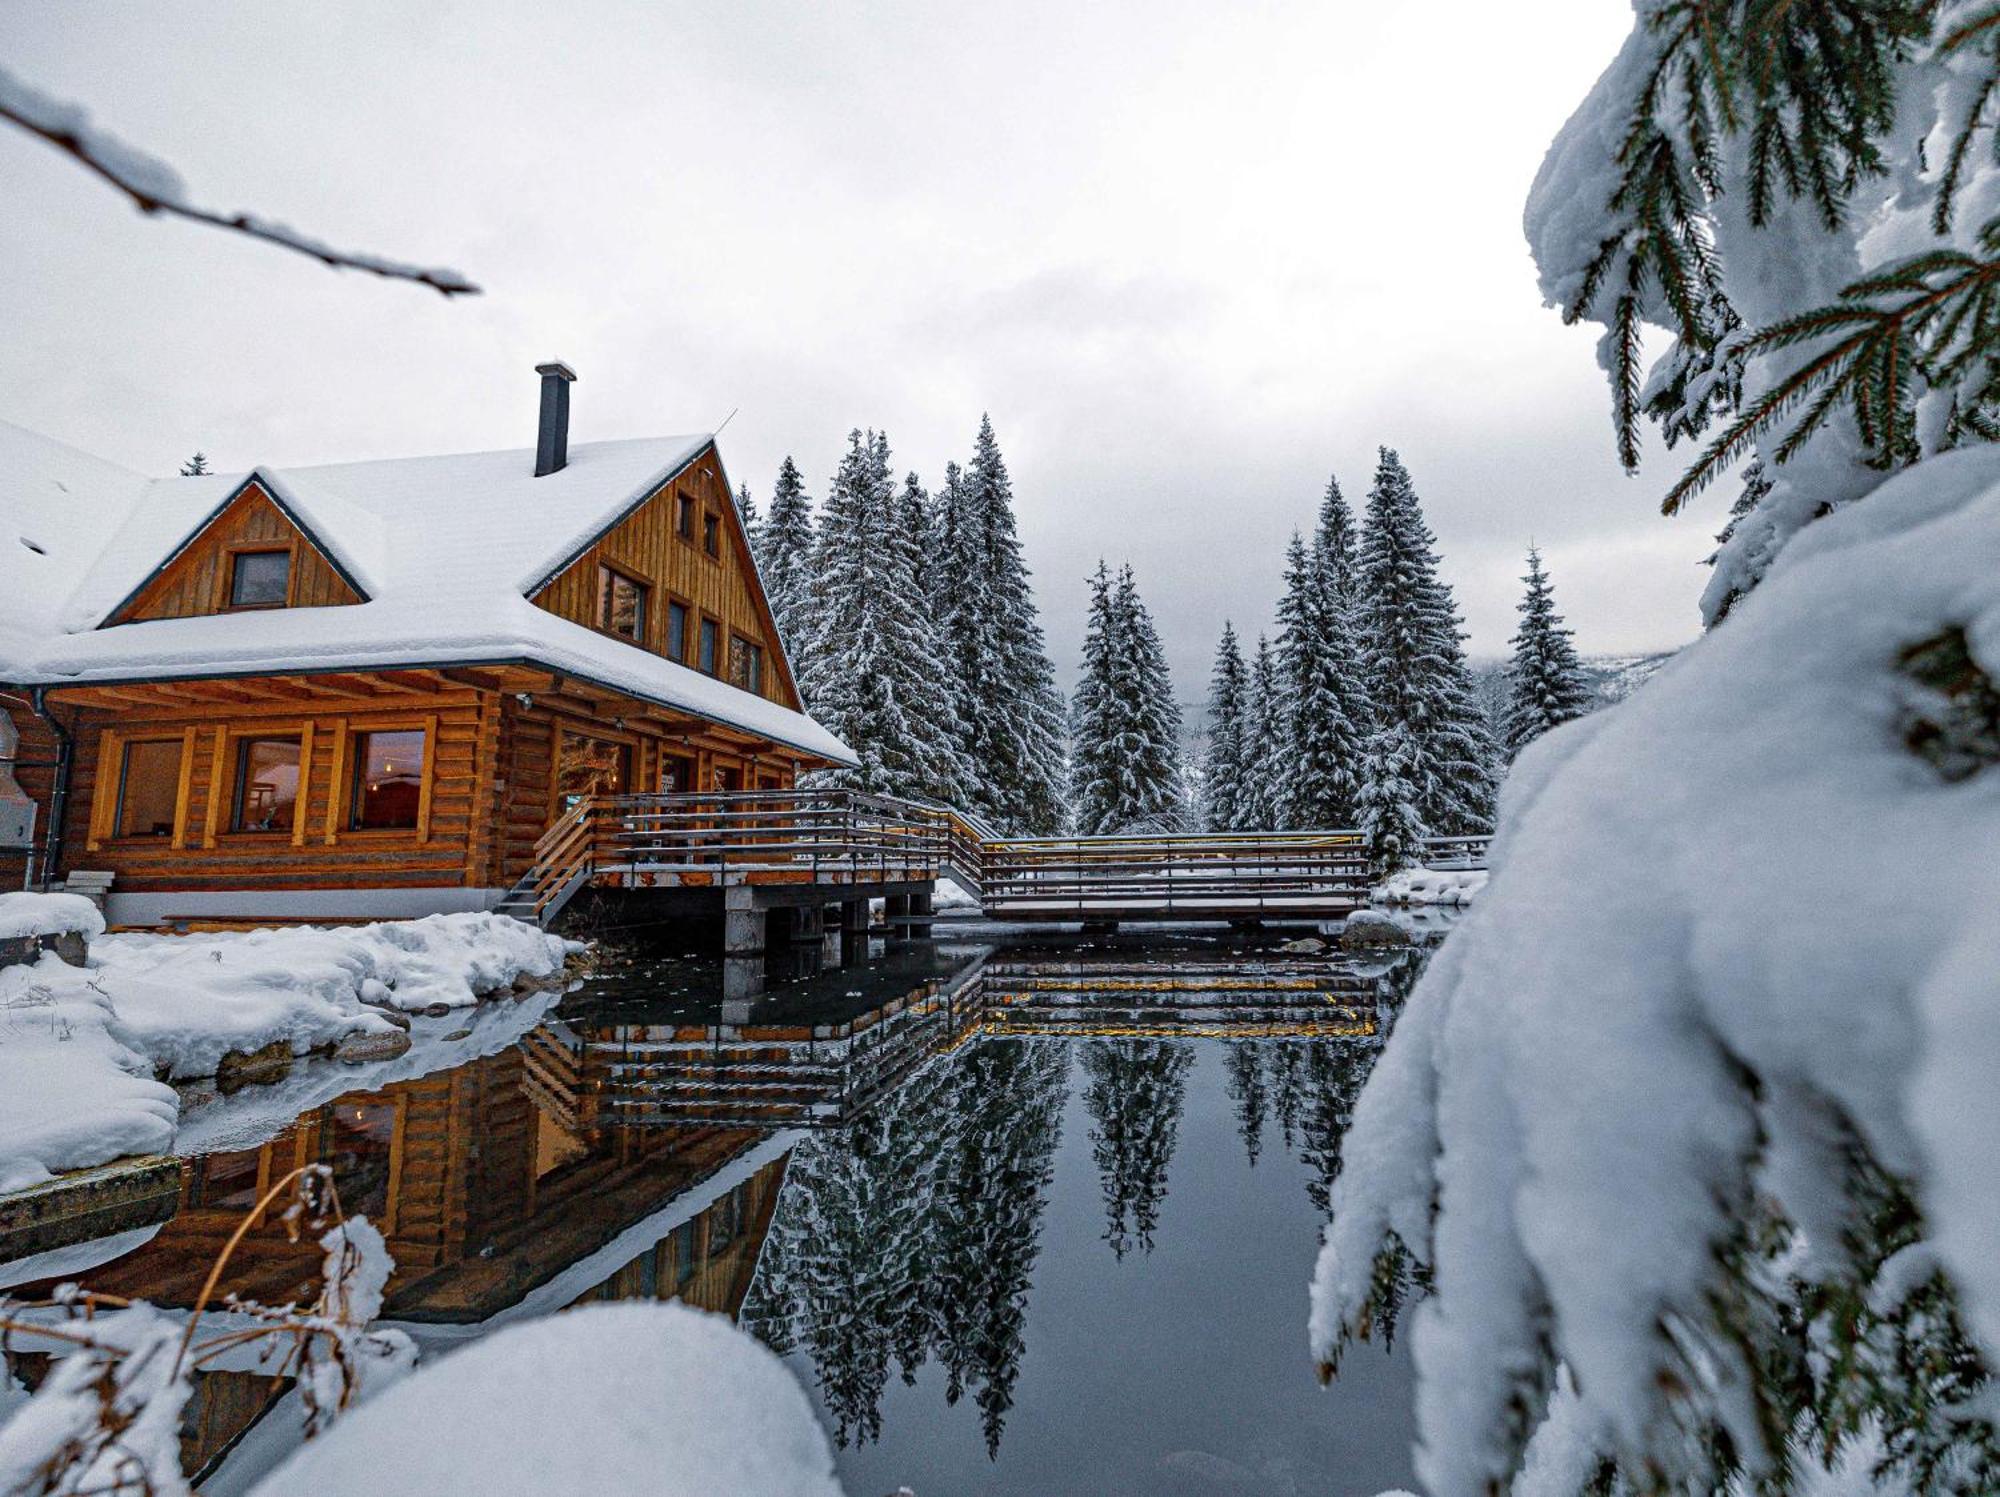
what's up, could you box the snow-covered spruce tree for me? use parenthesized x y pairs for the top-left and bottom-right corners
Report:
(1355, 448), (1498, 837)
(179, 451), (209, 476)
(1201, 621), (1250, 832)
(1314, 10), (2000, 1494)
(1238, 633), (1286, 831)
(1354, 720), (1426, 875)
(936, 417), (1068, 834)
(797, 430), (970, 803)
(757, 456), (816, 661)
(1276, 530), (1371, 829)
(1501, 546), (1592, 757)
(896, 471), (934, 610)
(735, 480), (760, 535)
(1068, 563), (1185, 836)
(1314, 473), (1359, 603)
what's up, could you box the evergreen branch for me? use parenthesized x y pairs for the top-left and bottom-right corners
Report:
(1932, 37), (2000, 233)
(1939, 2), (2000, 55)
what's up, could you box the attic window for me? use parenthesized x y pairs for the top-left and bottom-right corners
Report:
(596, 565), (648, 645)
(702, 510), (721, 558)
(229, 549), (291, 608)
(729, 635), (764, 694)
(675, 492), (696, 541)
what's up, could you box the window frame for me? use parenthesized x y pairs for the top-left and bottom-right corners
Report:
(228, 733), (308, 837)
(89, 728), (196, 850)
(701, 508), (722, 560)
(346, 726), (431, 834)
(727, 633), (764, 695)
(223, 545), (295, 611)
(674, 490), (697, 544)
(325, 714), (438, 844)
(200, 721), (315, 848)
(594, 562), (651, 647)
(664, 595), (692, 664)
(697, 614), (721, 677)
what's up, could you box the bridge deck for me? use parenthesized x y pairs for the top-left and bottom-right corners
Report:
(497, 789), (1484, 929)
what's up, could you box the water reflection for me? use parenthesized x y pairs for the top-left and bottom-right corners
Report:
(1, 928), (1436, 1495)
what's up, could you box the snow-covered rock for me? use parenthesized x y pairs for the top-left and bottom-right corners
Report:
(0, 893), (104, 942)
(0, 914), (577, 1191)
(1339, 910), (1413, 950)
(246, 1302), (844, 1497)
(1370, 867), (1486, 908)
(1311, 447), (2000, 1492)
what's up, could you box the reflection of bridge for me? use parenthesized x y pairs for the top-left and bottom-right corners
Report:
(525, 949), (1401, 1130)
(497, 789), (1488, 935)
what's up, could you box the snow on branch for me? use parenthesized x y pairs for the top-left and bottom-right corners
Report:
(0, 64), (480, 297)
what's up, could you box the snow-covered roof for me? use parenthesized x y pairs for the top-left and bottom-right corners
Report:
(0, 420), (854, 766)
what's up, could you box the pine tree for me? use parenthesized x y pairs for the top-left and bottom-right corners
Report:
(1356, 720), (1426, 874)
(1069, 563), (1185, 836)
(1275, 530), (1371, 829)
(179, 452), (209, 476)
(1201, 622), (1249, 832)
(1355, 448), (1498, 837)
(1238, 634), (1285, 830)
(1314, 474), (1358, 603)
(1502, 546), (1592, 757)
(797, 430), (971, 802)
(939, 416), (1068, 834)
(896, 471), (934, 613)
(757, 457), (816, 660)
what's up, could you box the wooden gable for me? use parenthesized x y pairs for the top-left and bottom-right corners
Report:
(106, 480), (364, 626)
(529, 444), (803, 712)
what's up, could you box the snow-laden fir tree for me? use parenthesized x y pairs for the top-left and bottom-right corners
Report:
(734, 480), (759, 534)
(1275, 530), (1371, 829)
(1354, 719), (1426, 874)
(1237, 633), (1285, 831)
(1501, 546), (1591, 757)
(934, 416), (1068, 834)
(179, 451), (209, 476)
(1068, 563), (1185, 836)
(1354, 447), (1497, 836)
(1201, 621), (1249, 832)
(1314, 473), (1358, 603)
(757, 456), (815, 659)
(797, 430), (970, 803)
(896, 471), (933, 612)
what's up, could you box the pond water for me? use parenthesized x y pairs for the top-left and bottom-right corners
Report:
(0, 922), (1440, 1496)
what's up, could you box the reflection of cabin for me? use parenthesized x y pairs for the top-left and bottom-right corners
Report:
(0, 367), (854, 926)
(9, 1045), (789, 1480)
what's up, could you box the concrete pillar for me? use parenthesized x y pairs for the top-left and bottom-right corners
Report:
(884, 892), (912, 945)
(906, 886), (935, 942)
(724, 886), (767, 956)
(723, 954), (766, 1007)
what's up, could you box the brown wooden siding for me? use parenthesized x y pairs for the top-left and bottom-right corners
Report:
(529, 447), (800, 710)
(108, 483), (362, 625)
(59, 689), (493, 895)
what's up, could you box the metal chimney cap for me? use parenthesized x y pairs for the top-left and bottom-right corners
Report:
(535, 361), (578, 382)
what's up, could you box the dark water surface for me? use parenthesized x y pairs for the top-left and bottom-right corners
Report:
(0, 923), (1432, 1496)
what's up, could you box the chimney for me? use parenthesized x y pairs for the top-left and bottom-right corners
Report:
(534, 361), (577, 476)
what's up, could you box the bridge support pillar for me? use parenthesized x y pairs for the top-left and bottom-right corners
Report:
(723, 887), (767, 956)
(884, 892), (912, 944)
(905, 887), (934, 942)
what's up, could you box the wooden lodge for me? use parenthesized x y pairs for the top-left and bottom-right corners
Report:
(0, 363), (857, 930)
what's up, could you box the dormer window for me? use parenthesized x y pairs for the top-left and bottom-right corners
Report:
(228, 549), (291, 608)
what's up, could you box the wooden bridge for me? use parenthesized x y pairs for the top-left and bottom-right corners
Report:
(495, 788), (1487, 935)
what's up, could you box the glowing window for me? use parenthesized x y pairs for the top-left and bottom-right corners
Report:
(350, 729), (426, 830)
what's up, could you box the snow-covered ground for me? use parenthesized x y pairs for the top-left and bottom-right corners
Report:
(1370, 867), (1486, 907)
(0, 910), (577, 1193)
(1311, 447), (2000, 1492)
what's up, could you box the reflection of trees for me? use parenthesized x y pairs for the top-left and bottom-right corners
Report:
(1081, 1040), (1194, 1261)
(742, 1037), (1069, 1458)
(1223, 1044), (1268, 1166)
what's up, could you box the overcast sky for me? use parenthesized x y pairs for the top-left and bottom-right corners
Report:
(1, 0), (1704, 692)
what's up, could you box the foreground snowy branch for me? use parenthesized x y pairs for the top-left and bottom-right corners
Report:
(0, 65), (479, 297)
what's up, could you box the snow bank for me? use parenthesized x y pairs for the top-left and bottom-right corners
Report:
(246, 1302), (845, 1497)
(0, 892), (104, 942)
(0, 958), (177, 1192)
(1370, 867), (1486, 908)
(1310, 447), (2000, 1492)
(0, 914), (576, 1189)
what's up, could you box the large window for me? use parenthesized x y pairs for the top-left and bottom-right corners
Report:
(350, 729), (426, 830)
(233, 736), (301, 833)
(596, 565), (648, 644)
(228, 549), (291, 608)
(115, 738), (183, 838)
(698, 617), (720, 676)
(728, 635), (764, 694)
(666, 599), (689, 661)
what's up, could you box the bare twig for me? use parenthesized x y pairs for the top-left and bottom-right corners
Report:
(0, 65), (479, 298)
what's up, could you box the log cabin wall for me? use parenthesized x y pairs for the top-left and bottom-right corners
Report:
(55, 687), (498, 897)
(105, 483), (362, 624)
(529, 446), (801, 711)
